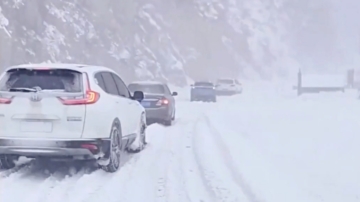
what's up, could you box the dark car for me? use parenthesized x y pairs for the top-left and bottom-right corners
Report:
(190, 81), (217, 102)
(128, 81), (177, 126)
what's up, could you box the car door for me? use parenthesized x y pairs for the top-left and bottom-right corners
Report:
(164, 84), (175, 116)
(111, 72), (141, 135)
(101, 72), (132, 137)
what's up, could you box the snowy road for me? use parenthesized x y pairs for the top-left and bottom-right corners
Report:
(0, 83), (360, 202)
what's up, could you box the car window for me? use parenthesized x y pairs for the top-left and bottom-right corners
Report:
(128, 83), (165, 94)
(163, 84), (171, 95)
(101, 72), (119, 96)
(194, 82), (213, 87)
(111, 73), (130, 98)
(217, 79), (234, 84)
(94, 73), (106, 92)
(0, 68), (83, 92)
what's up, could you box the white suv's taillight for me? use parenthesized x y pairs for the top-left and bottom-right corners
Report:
(58, 90), (100, 105)
(0, 95), (13, 104)
(57, 73), (100, 105)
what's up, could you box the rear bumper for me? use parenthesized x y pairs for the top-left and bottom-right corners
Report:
(0, 138), (110, 161)
(145, 107), (171, 121)
(216, 89), (238, 95)
(191, 94), (216, 100)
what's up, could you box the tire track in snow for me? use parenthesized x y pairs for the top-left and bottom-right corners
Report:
(107, 118), (197, 202)
(198, 114), (262, 202)
(0, 162), (66, 201)
(172, 102), (220, 202)
(0, 160), (35, 178)
(0, 160), (102, 202)
(97, 101), (216, 202)
(3, 130), (154, 202)
(180, 116), (217, 202)
(31, 165), (101, 202)
(75, 124), (172, 202)
(117, 123), (177, 202)
(55, 151), (142, 202)
(153, 123), (183, 202)
(192, 116), (244, 202)
(153, 115), (216, 202)
(110, 102), (212, 202)
(0, 113), (183, 202)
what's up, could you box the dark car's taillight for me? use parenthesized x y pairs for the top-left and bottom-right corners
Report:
(156, 98), (169, 106)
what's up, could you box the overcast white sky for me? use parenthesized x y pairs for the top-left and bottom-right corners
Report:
(331, 0), (360, 66)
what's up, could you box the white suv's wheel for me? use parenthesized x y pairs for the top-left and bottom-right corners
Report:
(128, 114), (147, 153)
(101, 124), (122, 173)
(0, 156), (16, 169)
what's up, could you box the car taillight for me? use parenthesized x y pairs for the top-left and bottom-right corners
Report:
(80, 143), (98, 151)
(156, 99), (169, 106)
(0, 96), (12, 104)
(58, 73), (100, 105)
(59, 90), (100, 105)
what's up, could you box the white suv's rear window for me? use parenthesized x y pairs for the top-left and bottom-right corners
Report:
(0, 69), (83, 92)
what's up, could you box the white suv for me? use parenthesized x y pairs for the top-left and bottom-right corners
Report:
(0, 63), (147, 172)
(215, 78), (242, 94)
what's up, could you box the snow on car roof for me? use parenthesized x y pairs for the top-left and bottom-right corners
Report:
(195, 81), (213, 84)
(217, 78), (234, 81)
(12, 63), (89, 68)
(5, 63), (111, 73)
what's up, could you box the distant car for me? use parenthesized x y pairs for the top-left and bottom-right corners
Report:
(0, 63), (147, 173)
(215, 78), (242, 95)
(128, 81), (177, 126)
(190, 81), (217, 102)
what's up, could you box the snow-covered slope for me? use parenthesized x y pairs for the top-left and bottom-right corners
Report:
(0, 0), (304, 84)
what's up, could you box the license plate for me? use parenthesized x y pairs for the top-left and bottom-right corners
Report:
(141, 101), (151, 107)
(20, 121), (53, 132)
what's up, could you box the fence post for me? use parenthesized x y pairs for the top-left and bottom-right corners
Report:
(297, 69), (302, 96)
(347, 69), (354, 88)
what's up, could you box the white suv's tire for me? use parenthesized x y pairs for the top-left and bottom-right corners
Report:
(100, 121), (122, 173)
(0, 156), (16, 169)
(128, 114), (147, 153)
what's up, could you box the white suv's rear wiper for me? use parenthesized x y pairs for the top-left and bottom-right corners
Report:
(9, 87), (38, 92)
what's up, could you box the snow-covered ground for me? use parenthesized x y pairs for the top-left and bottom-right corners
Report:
(0, 82), (359, 202)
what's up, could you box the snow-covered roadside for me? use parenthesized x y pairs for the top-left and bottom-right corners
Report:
(206, 87), (360, 202)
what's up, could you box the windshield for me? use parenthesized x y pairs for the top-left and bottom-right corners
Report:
(194, 82), (213, 87)
(217, 79), (234, 84)
(128, 83), (165, 94)
(0, 69), (83, 92)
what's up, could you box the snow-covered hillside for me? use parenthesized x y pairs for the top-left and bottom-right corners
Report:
(0, 0), (301, 84)
(0, 0), (342, 83)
